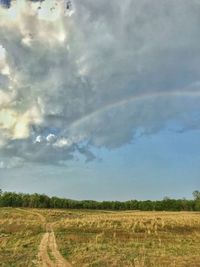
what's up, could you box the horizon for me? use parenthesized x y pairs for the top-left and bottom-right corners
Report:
(0, 188), (197, 202)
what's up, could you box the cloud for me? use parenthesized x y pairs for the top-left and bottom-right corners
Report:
(0, 156), (24, 169)
(0, 0), (200, 167)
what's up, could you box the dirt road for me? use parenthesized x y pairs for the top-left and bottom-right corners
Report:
(38, 223), (71, 267)
(17, 208), (71, 267)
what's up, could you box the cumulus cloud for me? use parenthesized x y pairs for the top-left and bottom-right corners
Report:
(0, 0), (200, 167)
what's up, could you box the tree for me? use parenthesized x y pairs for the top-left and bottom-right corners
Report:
(193, 190), (200, 200)
(193, 190), (200, 211)
(0, 190), (198, 211)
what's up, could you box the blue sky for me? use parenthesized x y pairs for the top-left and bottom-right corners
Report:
(0, 0), (200, 200)
(1, 127), (199, 200)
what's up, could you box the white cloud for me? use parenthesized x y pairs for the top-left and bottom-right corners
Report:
(46, 133), (56, 143)
(0, 0), (200, 166)
(35, 135), (44, 144)
(0, 157), (24, 169)
(54, 138), (72, 148)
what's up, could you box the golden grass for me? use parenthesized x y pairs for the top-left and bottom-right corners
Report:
(0, 208), (200, 266)
(53, 211), (200, 267)
(0, 208), (43, 267)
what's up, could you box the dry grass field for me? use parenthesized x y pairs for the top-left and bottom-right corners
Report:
(0, 208), (200, 267)
(0, 208), (43, 266)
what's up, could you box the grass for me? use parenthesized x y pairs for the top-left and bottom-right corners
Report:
(0, 208), (200, 266)
(0, 208), (43, 267)
(53, 211), (200, 267)
(47, 245), (56, 262)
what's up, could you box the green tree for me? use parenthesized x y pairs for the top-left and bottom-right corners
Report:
(193, 190), (200, 211)
(193, 190), (200, 200)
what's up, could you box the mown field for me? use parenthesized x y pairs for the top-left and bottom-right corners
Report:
(0, 208), (43, 266)
(0, 208), (200, 267)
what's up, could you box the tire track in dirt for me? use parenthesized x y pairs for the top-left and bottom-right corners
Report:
(48, 229), (71, 267)
(38, 232), (54, 267)
(16, 208), (72, 267)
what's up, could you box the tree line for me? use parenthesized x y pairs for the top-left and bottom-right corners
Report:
(0, 189), (200, 211)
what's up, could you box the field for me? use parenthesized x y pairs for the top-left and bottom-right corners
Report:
(0, 208), (200, 267)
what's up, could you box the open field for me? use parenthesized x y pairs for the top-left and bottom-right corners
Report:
(0, 208), (200, 267)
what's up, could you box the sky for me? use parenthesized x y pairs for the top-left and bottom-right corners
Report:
(0, 0), (200, 200)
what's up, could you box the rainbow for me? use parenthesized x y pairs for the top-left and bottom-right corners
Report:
(68, 89), (200, 130)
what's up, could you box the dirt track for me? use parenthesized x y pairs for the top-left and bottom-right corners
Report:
(38, 224), (71, 267)
(17, 208), (71, 267)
